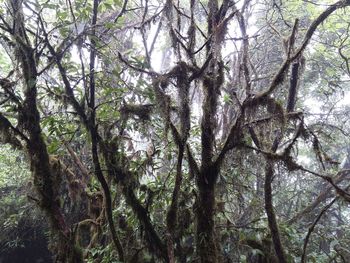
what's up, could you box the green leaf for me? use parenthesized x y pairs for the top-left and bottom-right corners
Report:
(57, 10), (68, 20)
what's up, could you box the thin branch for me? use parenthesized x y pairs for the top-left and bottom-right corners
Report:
(301, 198), (337, 263)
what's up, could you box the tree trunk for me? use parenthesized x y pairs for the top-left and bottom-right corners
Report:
(196, 167), (218, 263)
(9, 1), (83, 261)
(264, 162), (286, 263)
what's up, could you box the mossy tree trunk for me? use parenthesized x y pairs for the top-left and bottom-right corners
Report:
(8, 1), (83, 262)
(196, 168), (219, 263)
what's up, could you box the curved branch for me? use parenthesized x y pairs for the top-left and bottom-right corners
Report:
(247, 0), (350, 103)
(301, 198), (337, 263)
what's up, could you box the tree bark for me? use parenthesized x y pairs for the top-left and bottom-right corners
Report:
(101, 140), (168, 261)
(196, 166), (219, 263)
(9, 0), (83, 261)
(264, 162), (287, 263)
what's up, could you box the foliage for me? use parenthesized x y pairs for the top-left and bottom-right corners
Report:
(0, 0), (350, 262)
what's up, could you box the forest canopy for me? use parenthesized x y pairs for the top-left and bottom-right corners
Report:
(0, 0), (350, 262)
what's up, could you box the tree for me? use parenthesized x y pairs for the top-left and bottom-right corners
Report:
(0, 0), (350, 262)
